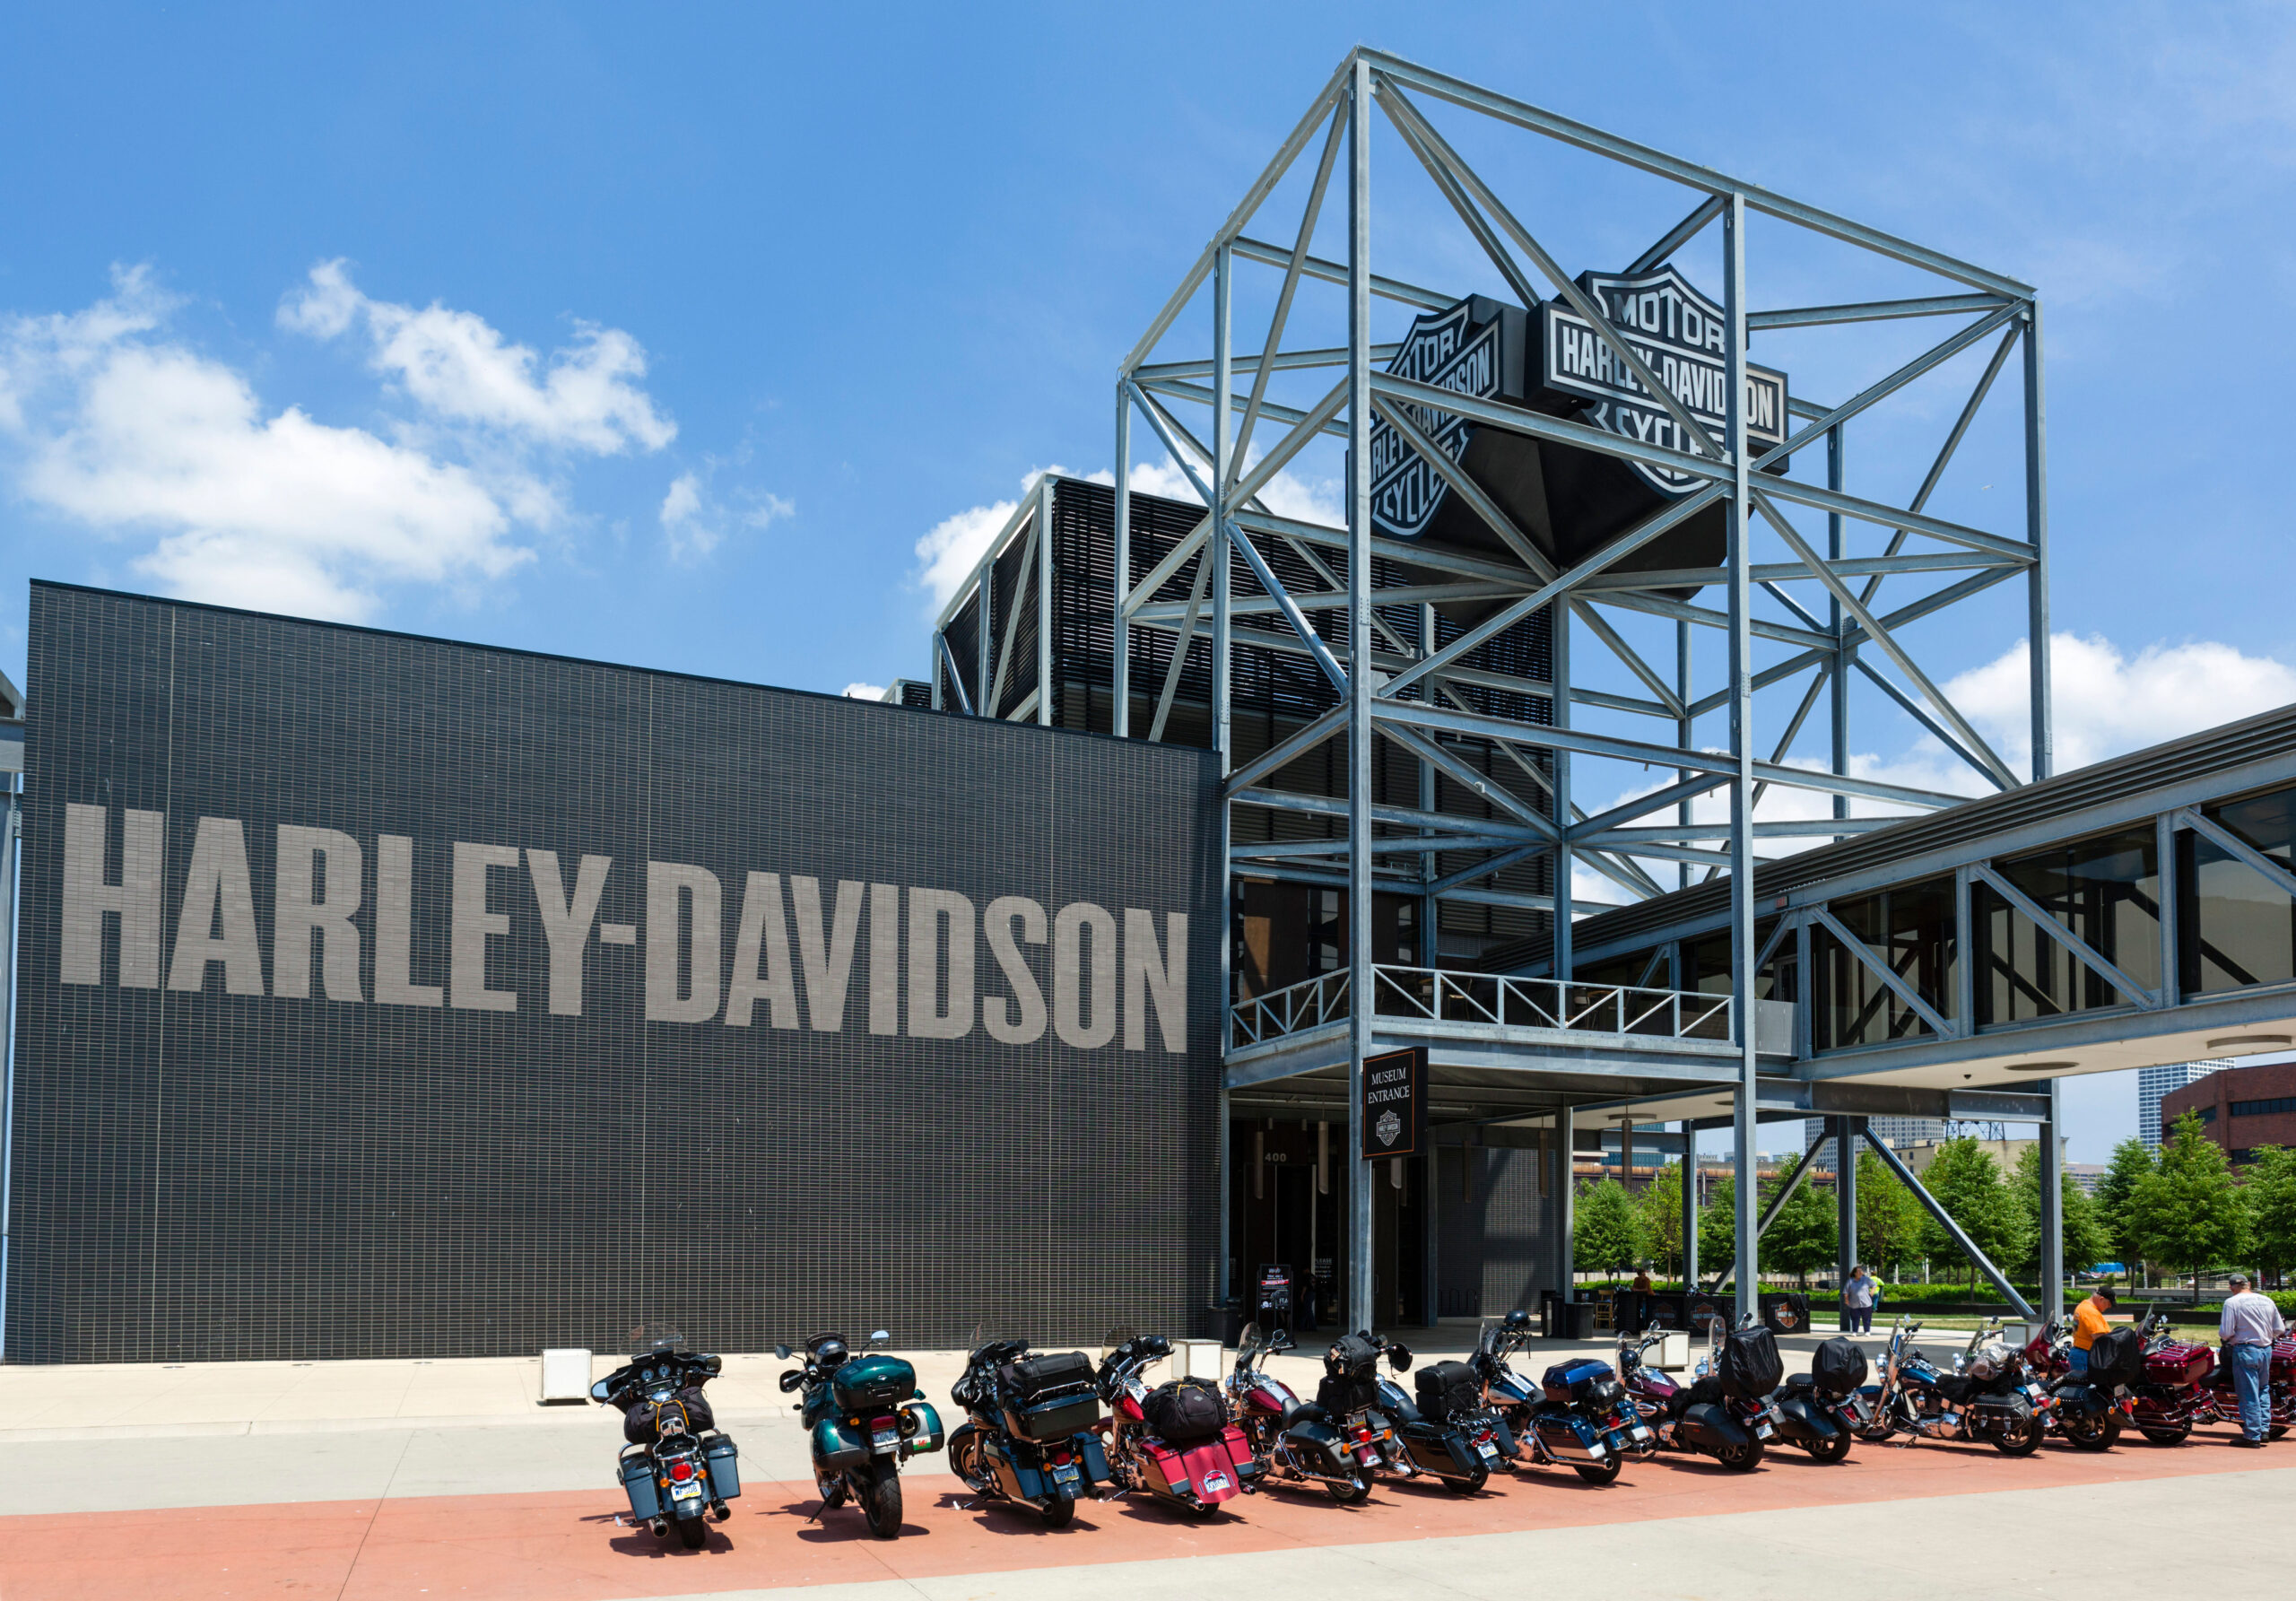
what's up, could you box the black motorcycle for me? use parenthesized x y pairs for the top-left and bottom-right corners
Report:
(1226, 1321), (1377, 1503)
(1855, 1316), (2049, 1455)
(1473, 1310), (1654, 1484)
(591, 1327), (741, 1549)
(1370, 1344), (1508, 1494)
(949, 1337), (1113, 1527)
(1765, 1332), (1866, 1462)
(1617, 1317), (1781, 1472)
(778, 1329), (944, 1539)
(1314, 1331), (1417, 1486)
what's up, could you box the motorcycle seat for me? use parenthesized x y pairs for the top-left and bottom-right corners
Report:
(1784, 1372), (1813, 1391)
(1283, 1399), (1332, 1429)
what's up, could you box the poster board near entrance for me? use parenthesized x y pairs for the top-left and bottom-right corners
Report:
(1360, 1047), (1427, 1162)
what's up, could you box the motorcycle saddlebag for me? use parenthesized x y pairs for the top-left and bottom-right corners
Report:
(1541, 1359), (1615, 1407)
(812, 1415), (869, 1469)
(2086, 1327), (2147, 1388)
(701, 1432), (742, 1500)
(1811, 1336), (1869, 1396)
(620, 1451), (663, 1521)
(1399, 1425), (1483, 1479)
(1414, 1360), (1485, 1421)
(2144, 1341), (2213, 1386)
(1007, 1350), (1096, 1403)
(1719, 1326), (1784, 1400)
(1532, 1410), (1604, 1462)
(1325, 1333), (1381, 1380)
(1144, 1378), (1227, 1443)
(900, 1399), (945, 1454)
(831, 1353), (918, 1414)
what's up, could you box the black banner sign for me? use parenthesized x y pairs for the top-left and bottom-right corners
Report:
(1360, 1046), (1427, 1162)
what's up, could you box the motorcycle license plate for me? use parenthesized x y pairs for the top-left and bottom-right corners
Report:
(1631, 1425), (1651, 1441)
(670, 1480), (702, 1502)
(1053, 1463), (1083, 1488)
(872, 1429), (900, 1452)
(1202, 1470), (1231, 1492)
(1756, 1423), (1773, 1439)
(1476, 1441), (1500, 1461)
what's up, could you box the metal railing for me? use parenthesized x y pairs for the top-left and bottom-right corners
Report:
(1230, 963), (1733, 1048)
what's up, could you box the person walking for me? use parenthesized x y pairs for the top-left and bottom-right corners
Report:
(2221, 1273), (2289, 1448)
(1841, 1265), (1876, 1335)
(2070, 1286), (2117, 1376)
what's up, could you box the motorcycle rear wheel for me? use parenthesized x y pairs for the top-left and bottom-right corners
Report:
(1572, 1456), (1623, 1485)
(2273, 1424), (2290, 1441)
(2137, 1425), (2187, 1446)
(863, 1459), (902, 1539)
(674, 1510), (709, 1550)
(1804, 1431), (1853, 1463)
(1714, 1437), (1764, 1473)
(1991, 1417), (2042, 1457)
(1443, 1466), (1489, 1495)
(1040, 1489), (1076, 1528)
(1326, 1471), (1371, 1504)
(2061, 1411), (2120, 1452)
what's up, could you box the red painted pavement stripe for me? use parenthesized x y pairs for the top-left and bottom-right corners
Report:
(0, 1431), (2281, 1601)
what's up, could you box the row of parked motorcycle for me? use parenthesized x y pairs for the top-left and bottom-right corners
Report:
(588, 1306), (2296, 1545)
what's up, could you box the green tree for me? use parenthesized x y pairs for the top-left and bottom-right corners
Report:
(1761, 1174), (1839, 1288)
(1634, 1161), (1684, 1279)
(2012, 1143), (2114, 1282)
(2092, 1136), (2158, 1278)
(1854, 1151), (1925, 1281)
(2246, 1145), (2296, 1291)
(1916, 1138), (2030, 1290)
(1574, 1178), (1644, 1275)
(1697, 1176), (1737, 1283)
(2126, 1111), (2249, 1296)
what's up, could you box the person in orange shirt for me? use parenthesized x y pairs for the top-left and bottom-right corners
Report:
(2069, 1286), (2117, 1374)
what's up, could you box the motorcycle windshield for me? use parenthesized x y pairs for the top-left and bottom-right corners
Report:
(627, 1322), (687, 1361)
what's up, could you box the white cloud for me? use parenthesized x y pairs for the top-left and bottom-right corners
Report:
(280, 260), (674, 454)
(843, 682), (888, 700)
(0, 266), (526, 621)
(657, 469), (791, 564)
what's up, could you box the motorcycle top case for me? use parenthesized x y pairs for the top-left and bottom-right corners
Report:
(1325, 1333), (1381, 1380)
(2086, 1327), (2147, 1388)
(2144, 1340), (2214, 1386)
(1143, 1378), (1227, 1443)
(1719, 1326), (1784, 1400)
(1414, 1360), (1485, 1420)
(831, 1354), (918, 1414)
(1810, 1336), (1869, 1395)
(1540, 1359), (1616, 1407)
(1006, 1351), (1096, 1403)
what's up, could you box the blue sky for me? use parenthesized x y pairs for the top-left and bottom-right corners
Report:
(3, 2), (2293, 1158)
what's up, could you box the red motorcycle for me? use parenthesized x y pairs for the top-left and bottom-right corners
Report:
(2196, 1332), (2295, 1440)
(2121, 1311), (2217, 1444)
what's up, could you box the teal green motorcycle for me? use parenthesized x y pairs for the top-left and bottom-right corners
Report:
(777, 1330), (944, 1539)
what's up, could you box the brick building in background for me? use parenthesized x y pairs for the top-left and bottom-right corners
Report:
(2161, 1062), (2296, 1164)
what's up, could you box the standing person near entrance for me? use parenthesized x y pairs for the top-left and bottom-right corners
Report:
(2070, 1286), (2117, 1375)
(1841, 1265), (1876, 1335)
(2222, 1274), (2289, 1448)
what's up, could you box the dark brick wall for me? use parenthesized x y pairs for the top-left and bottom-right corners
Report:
(2164, 1061), (2296, 1163)
(11, 582), (1222, 1362)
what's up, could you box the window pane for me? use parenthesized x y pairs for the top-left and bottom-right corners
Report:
(1974, 827), (2158, 1024)
(1813, 878), (1953, 1049)
(2183, 787), (2296, 996)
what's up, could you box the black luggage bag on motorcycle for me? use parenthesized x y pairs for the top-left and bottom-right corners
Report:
(1143, 1378), (1227, 1443)
(2085, 1327), (2147, 1388)
(1413, 1361), (1484, 1421)
(1810, 1336), (1868, 1396)
(1318, 1333), (1384, 1415)
(1002, 1351), (1101, 1442)
(622, 1388), (717, 1445)
(1719, 1326), (1784, 1400)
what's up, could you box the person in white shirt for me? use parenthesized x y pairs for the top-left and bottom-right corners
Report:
(1841, 1265), (1876, 1335)
(2220, 1273), (2289, 1447)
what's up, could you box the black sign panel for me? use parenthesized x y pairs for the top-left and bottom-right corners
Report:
(10, 582), (1223, 1363)
(1360, 1047), (1427, 1162)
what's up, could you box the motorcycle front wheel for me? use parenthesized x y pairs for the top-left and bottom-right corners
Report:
(1991, 1417), (2042, 1457)
(1326, 1470), (1371, 1504)
(1040, 1489), (1076, 1528)
(1573, 1456), (1623, 1485)
(863, 1459), (902, 1539)
(947, 1426), (988, 1493)
(1804, 1431), (1853, 1463)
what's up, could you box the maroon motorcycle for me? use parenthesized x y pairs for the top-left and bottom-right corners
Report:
(2196, 1331), (2295, 1440)
(2119, 1310), (2217, 1445)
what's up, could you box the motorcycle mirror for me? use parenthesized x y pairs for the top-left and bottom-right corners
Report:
(913, 1388), (925, 1400)
(778, 1370), (804, 1393)
(774, 1344), (793, 1361)
(589, 1378), (612, 1402)
(1387, 1344), (1413, 1371)
(871, 1330), (890, 1343)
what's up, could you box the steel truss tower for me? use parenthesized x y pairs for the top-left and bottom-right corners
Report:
(1110, 49), (2052, 1332)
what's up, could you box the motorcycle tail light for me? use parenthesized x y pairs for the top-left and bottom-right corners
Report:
(669, 1460), (694, 1482)
(1052, 1449), (1074, 1466)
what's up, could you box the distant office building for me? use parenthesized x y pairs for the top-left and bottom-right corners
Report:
(2140, 1060), (2232, 1147)
(1803, 1117), (1946, 1169)
(2066, 1164), (2108, 1195)
(2161, 1062), (2296, 1165)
